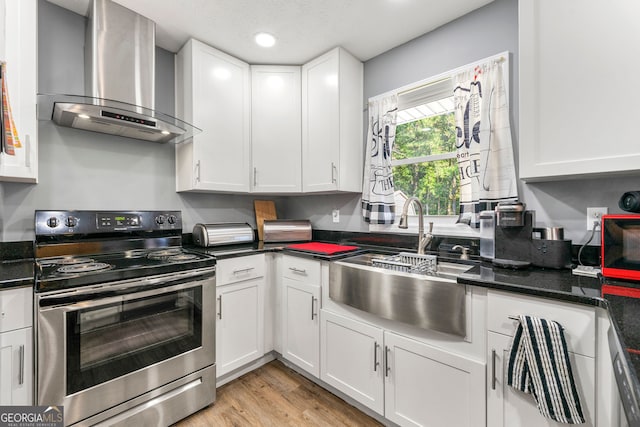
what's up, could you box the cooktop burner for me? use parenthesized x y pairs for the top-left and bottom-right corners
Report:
(57, 262), (113, 274)
(147, 248), (184, 259)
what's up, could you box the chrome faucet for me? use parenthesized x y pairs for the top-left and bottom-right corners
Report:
(452, 245), (471, 260)
(398, 197), (433, 254)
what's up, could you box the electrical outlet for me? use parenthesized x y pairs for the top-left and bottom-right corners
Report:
(586, 207), (608, 230)
(332, 209), (340, 223)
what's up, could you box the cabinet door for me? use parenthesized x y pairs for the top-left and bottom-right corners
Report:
(216, 278), (264, 377)
(320, 310), (384, 415)
(0, 0), (37, 183)
(487, 331), (595, 427)
(384, 331), (485, 427)
(301, 50), (340, 192)
(282, 277), (320, 377)
(251, 66), (301, 193)
(177, 39), (251, 192)
(0, 327), (32, 405)
(519, 0), (640, 181)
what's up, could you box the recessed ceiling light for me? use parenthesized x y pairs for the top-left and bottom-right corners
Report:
(78, 113), (90, 119)
(255, 32), (276, 48)
(161, 130), (170, 135)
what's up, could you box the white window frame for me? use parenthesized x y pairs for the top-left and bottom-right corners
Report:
(367, 51), (510, 238)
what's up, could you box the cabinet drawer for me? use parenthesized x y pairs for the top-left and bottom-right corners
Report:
(0, 287), (32, 333)
(282, 255), (321, 285)
(487, 290), (595, 358)
(217, 254), (265, 286)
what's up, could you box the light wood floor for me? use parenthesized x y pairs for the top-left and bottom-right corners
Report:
(174, 360), (383, 427)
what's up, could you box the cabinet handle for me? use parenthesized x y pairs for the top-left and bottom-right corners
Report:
(491, 349), (497, 390)
(195, 160), (201, 183)
(373, 342), (380, 372)
(288, 267), (307, 274)
(19, 345), (24, 385)
(311, 296), (317, 320)
(233, 267), (254, 275)
(384, 346), (390, 377)
(331, 162), (337, 184)
(217, 295), (222, 320)
(253, 167), (257, 187)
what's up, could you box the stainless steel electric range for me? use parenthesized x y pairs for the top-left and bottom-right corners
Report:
(33, 210), (216, 427)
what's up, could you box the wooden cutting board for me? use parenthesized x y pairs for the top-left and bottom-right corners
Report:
(254, 200), (277, 241)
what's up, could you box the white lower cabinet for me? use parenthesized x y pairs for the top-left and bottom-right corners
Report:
(486, 290), (596, 427)
(0, 327), (32, 405)
(0, 286), (33, 405)
(487, 331), (595, 427)
(281, 277), (320, 377)
(385, 331), (485, 427)
(320, 309), (485, 426)
(321, 310), (384, 414)
(216, 279), (265, 376)
(216, 255), (265, 377)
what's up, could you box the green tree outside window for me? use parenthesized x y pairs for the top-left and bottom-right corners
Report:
(393, 112), (460, 215)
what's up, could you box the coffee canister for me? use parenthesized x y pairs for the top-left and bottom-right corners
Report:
(479, 210), (495, 260)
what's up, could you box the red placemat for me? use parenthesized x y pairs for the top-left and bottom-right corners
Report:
(286, 242), (360, 255)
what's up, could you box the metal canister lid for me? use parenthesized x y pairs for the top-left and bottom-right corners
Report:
(496, 201), (525, 212)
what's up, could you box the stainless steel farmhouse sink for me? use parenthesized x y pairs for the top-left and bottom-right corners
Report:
(329, 252), (473, 337)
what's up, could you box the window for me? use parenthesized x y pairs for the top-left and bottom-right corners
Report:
(392, 78), (459, 216)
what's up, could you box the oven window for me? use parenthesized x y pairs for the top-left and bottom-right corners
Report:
(66, 287), (202, 395)
(604, 221), (640, 268)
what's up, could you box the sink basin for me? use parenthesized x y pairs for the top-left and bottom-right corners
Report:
(329, 252), (473, 337)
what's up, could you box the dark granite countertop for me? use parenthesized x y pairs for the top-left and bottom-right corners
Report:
(0, 259), (35, 290)
(458, 262), (604, 306)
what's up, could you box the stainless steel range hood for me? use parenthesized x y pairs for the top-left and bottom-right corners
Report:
(37, 0), (199, 144)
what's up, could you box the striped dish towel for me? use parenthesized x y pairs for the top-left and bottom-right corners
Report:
(507, 315), (585, 424)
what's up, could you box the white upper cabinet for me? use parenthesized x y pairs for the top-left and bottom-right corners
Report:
(251, 66), (301, 193)
(0, 0), (37, 183)
(302, 47), (363, 193)
(519, 0), (640, 181)
(175, 38), (251, 192)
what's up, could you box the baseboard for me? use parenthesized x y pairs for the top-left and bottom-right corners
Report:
(216, 352), (276, 387)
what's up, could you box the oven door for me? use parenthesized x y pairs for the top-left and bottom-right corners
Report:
(36, 268), (215, 426)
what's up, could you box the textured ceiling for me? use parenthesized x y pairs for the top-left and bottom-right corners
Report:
(47, 0), (494, 64)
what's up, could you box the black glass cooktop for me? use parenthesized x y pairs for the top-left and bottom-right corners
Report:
(35, 248), (215, 292)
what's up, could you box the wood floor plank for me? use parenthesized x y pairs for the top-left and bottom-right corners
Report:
(174, 360), (383, 427)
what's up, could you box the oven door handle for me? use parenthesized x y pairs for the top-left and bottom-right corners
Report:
(38, 268), (215, 311)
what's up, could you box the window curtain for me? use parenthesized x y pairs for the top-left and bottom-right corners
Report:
(362, 94), (398, 224)
(453, 59), (518, 226)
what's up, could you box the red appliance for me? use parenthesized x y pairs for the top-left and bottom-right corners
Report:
(601, 214), (640, 281)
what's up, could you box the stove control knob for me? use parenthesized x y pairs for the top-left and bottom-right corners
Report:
(155, 215), (166, 225)
(167, 215), (177, 225)
(46, 217), (59, 228)
(65, 216), (78, 228)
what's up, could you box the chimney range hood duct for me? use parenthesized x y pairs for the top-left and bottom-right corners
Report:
(37, 0), (199, 144)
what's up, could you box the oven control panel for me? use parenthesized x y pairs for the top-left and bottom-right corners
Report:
(35, 210), (183, 235)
